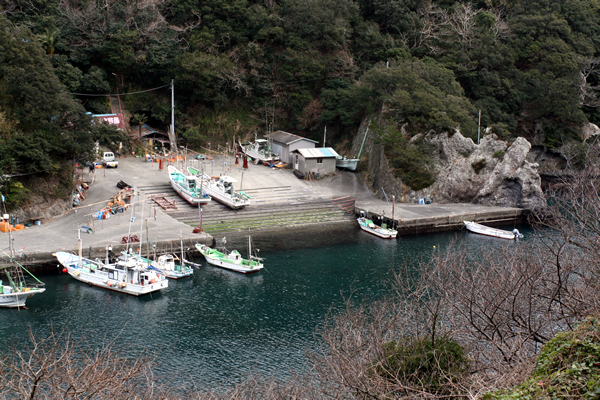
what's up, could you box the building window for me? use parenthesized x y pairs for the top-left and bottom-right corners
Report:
(317, 158), (323, 164)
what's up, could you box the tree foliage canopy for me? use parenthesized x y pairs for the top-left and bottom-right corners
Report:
(2, 0), (600, 205)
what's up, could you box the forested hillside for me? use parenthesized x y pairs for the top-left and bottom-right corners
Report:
(1, 0), (600, 208)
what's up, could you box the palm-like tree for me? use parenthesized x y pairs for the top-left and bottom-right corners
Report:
(133, 113), (148, 141)
(39, 27), (60, 55)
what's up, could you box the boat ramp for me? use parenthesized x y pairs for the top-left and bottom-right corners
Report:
(0, 153), (523, 270)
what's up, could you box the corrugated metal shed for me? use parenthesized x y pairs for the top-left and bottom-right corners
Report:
(267, 131), (318, 145)
(295, 147), (340, 158)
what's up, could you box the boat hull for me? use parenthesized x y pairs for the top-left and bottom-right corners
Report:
(169, 179), (210, 206)
(165, 271), (194, 279)
(153, 254), (195, 279)
(0, 288), (46, 308)
(239, 140), (279, 164)
(336, 158), (359, 171)
(196, 244), (263, 274)
(55, 252), (168, 296)
(357, 217), (398, 239)
(168, 165), (211, 206)
(463, 221), (516, 240)
(187, 168), (250, 209)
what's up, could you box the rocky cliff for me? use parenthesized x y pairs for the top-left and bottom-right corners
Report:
(351, 118), (546, 211)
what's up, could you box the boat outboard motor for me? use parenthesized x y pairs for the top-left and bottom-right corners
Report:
(512, 229), (523, 239)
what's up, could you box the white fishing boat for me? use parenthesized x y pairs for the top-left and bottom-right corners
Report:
(357, 217), (398, 239)
(357, 195), (398, 239)
(336, 120), (369, 171)
(196, 236), (264, 274)
(335, 156), (360, 171)
(168, 165), (211, 206)
(0, 263), (46, 308)
(187, 166), (251, 209)
(463, 221), (523, 240)
(239, 139), (279, 164)
(54, 249), (168, 296)
(0, 226), (46, 308)
(153, 254), (194, 279)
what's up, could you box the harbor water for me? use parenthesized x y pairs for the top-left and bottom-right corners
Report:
(0, 223), (528, 391)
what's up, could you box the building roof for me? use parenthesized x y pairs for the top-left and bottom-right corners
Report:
(267, 131), (318, 145)
(293, 147), (340, 158)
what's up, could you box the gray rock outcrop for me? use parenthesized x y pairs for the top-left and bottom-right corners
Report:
(353, 119), (546, 211)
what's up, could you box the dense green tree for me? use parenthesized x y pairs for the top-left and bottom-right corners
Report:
(1, 0), (600, 166)
(0, 15), (96, 208)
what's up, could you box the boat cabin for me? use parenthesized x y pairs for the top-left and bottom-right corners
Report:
(218, 176), (237, 195)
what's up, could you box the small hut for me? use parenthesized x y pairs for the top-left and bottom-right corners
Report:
(291, 148), (339, 179)
(266, 131), (318, 164)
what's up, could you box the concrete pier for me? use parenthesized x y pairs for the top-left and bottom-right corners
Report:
(1, 153), (524, 268)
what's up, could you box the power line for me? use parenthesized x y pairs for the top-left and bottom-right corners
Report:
(66, 83), (171, 97)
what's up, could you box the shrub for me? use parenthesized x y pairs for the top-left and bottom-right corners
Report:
(370, 336), (469, 395)
(485, 316), (600, 399)
(471, 158), (487, 174)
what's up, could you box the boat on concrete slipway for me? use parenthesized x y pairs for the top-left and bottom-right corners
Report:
(187, 166), (251, 210)
(239, 139), (279, 164)
(168, 165), (212, 206)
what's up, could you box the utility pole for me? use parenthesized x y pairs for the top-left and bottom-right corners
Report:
(477, 109), (481, 145)
(171, 79), (175, 139)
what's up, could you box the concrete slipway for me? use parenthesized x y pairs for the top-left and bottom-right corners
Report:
(0, 154), (523, 268)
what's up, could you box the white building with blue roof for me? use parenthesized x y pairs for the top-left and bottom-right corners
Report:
(291, 147), (340, 178)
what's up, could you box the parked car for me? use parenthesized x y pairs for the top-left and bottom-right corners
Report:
(102, 152), (118, 168)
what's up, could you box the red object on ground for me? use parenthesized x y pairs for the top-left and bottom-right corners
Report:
(243, 156), (249, 169)
(121, 234), (140, 243)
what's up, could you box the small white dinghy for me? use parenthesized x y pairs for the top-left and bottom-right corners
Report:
(463, 221), (523, 240)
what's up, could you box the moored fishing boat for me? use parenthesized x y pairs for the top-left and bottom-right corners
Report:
(187, 166), (251, 209)
(357, 195), (398, 239)
(196, 236), (264, 274)
(463, 221), (523, 240)
(0, 262), (46, 308)
(357, 217), (398, 239)
(54, 250), (168, 296)
(168, 165), (211, 206)
(0, 226), (46, 308)
(153, 254), (194, 279)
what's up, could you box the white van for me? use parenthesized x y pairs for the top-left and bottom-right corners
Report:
(102, 152), (118, 168)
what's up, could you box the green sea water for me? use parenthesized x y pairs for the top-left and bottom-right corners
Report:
(0, 223), (528, 391)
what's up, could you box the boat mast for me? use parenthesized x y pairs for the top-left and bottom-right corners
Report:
(138, 191), (145, 257)
(265, 104), (268, 137)
(146, 219), (150, 261)
(78, 229), (82, 269)
(180, 232), (185, 265)
(171, 79), (176, 155)
(392, 195), (395, 229)
(357, 120), (370, 159)
(125, 201), (135, 254)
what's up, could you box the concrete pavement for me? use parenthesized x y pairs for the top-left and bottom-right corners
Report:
(1, 152), (523, 266)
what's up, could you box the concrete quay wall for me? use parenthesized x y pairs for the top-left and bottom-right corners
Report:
(1, 154), (526, 270)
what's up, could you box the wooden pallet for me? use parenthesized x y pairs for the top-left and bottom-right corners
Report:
(153, 196), (177, 210)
